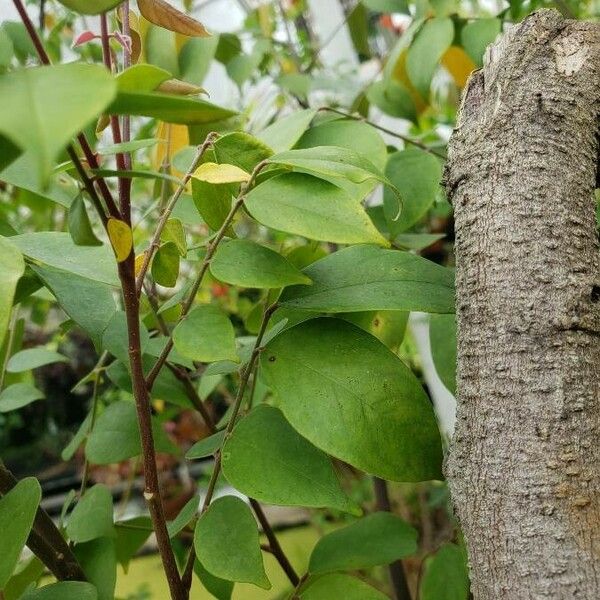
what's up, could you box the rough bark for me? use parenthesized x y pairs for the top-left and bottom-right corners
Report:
(444, 9), (600, 600)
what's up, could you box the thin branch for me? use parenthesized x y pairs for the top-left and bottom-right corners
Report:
(135, 133), (219, 296)
(145, 159), (270, 391)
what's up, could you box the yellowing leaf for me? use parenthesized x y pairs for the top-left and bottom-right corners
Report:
(134, 252), (147, 276)
(157, 78), (207, 96)
(107, 218), (133, 262)
(391, 50), (428, 114)
(193, 162), (250, 184)
(442, 46), (476, 88)
(137, 0), (211, 37)
(117, 7), (143, 64)
(152, 122), (189, 178)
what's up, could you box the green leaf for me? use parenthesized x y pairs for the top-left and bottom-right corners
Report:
(167, 496), (198, 538)
(85, 400), (177, 464)
(114, 516), (152, 572)
(31, 265), (117, 348)
(366, 79), (416, 121)
(257, 108), (317, 152)
(98, 138), (160, 156)
(340, 310), (408, 352)
(429, 314), (456, 395)
(0, 236), (24, 346)
(299, 573), (388, 600)
(173, 304), (238, 363)
(461, 18), (501, 67)
(191, 178), (234, 231)
(152, 241), (180, 287)
(102, 311), (150, 366)
(109, 91), (236, 124)
(194, 496), (270, 589)
(213, 132), (273, 172)
(186, 430), (226, 459)
(362, 0), (408, 13)
(73, 538), (116, 600)
(10, 232), (118, 286)
(222, 405), (357, 512)
(309, 512), (417, 574)
(0, 477), (41, 589)
(7, 347), (68, 372)
(161, 218), (187, 256)
(3, 556), (45, 600)
(245, 173), (388, 246)
(115, 64), (171, 93)
(0, 63), (116, 186)
(393, 233), (445, 251)
(193, 560), (234, 600)
(281, 245), (454, 313)
(0, 382), (44, 412)
(66, 484), (114, 543)
(406, 17), (454, 99)
(56, 0), (122, 15)
(210, 240), (311, 289)
(21, 582), (98, 600)
(421, 543), (470, 600)
(68, 195), (103, 247)
(179, 37), (219, 85)
(384, 148), (442, 234)
(261, 318), (443, 481)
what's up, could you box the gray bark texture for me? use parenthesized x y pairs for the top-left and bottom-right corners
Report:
(444, 9), (600, 600)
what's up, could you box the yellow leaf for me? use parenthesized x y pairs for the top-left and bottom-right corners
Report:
(107, 218), (133, 263)
(137, 0), (211, 37)
(134, 252), (147, 276)
(157, 79), (207, 96)
(442, 46), (476, 88)
(193, 162), (250, 184)
(152, 122), (189, 178)
(391, 50), (428, 114)
(96, 113), (110, 136)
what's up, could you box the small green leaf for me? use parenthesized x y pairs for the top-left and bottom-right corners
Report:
(384, 148), (442, 234)
(362, 0), (408, 13)
(73, 538), (116, 600)
(366, 79), (416, 121)
(98, 138), (160, 156)
(152, 241), (180, 287)
(421, 543), (470, 600)
(0, 382), (44, 412)
(406, 17), (454, 99)
(194, 496), (270, 589)
(210, 240), (311, 289)
(186, 430), (226, 459)
(7, 347), (68, 372)
(0, 477), (41, 589)
(299, 573), (388, 599)
(114, 517), (152, 572)
(173, 305), (238, 363)
(193, 560), (234, 600)
(85, 400), (177, 464)
(222, 405), (357, 512)
(66, 484), (114, 543)
(245, 173), (388, 246)
(56, 0), (122, 15)
(0, 236), (24, 347)
(161, 218), (187, 256)
(309, 512), (417, 574)
(281, 245), (454, 313)
(213, 132), (273, 172)
(102, 311), (150, 366)
(0, 63), (116, 186)
(261, 318), (443, 481)
(429, 314), (457, 395)
(257, 108), (317, 152)
(116, 64), (171, 93)
(191, 178), (234, 232)
(21, 582), (98, 600)
(68, 195), (102, 247)
(167, 496), (198, 538)
(461, 18), (501, 67)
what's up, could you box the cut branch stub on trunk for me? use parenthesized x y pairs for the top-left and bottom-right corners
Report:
(444, 9), (600, 600)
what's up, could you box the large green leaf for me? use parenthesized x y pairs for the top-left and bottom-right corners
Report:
(11, 233), (118, 286)
(85, 400), (177, 464)
(0, 63), (116, 185)
(406, 17), (454, 99)
(280, 245), (454, 314)
(461, 18), (501, 67)
(0, 383), (44, 413)
(173, 305), (239, 363)
(30, 265), (117, 348)
(66, 484), (114, 543)
(56, 0), (122, 14)
(194, 496), (270, 589)
(256, 108), (317, 152)
(429, 314), (457, 395)
(210, 240), (311, 289)
(109, 91), (236, 124)
(0, 236), (24, 346)
(261, 318), (443, 481)
(245, 173), (388, 246)
(299, 573), (388, 600)
(421, 543), (470, 600)
(222, 405), (356, 512)
(7, 347), (68, 373)
(21, 582), (98, 600)
(0, 477), (41, 589)
(384, 148), (442, 234)
(309, 512), (417, 574)
(191, 178), (234, 232)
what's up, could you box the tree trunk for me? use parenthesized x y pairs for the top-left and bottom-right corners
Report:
(444, 9), (600, 600)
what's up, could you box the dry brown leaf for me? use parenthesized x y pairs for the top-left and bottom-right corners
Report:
(137, 0), (211, 37)
(157, 78), (208, 96)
